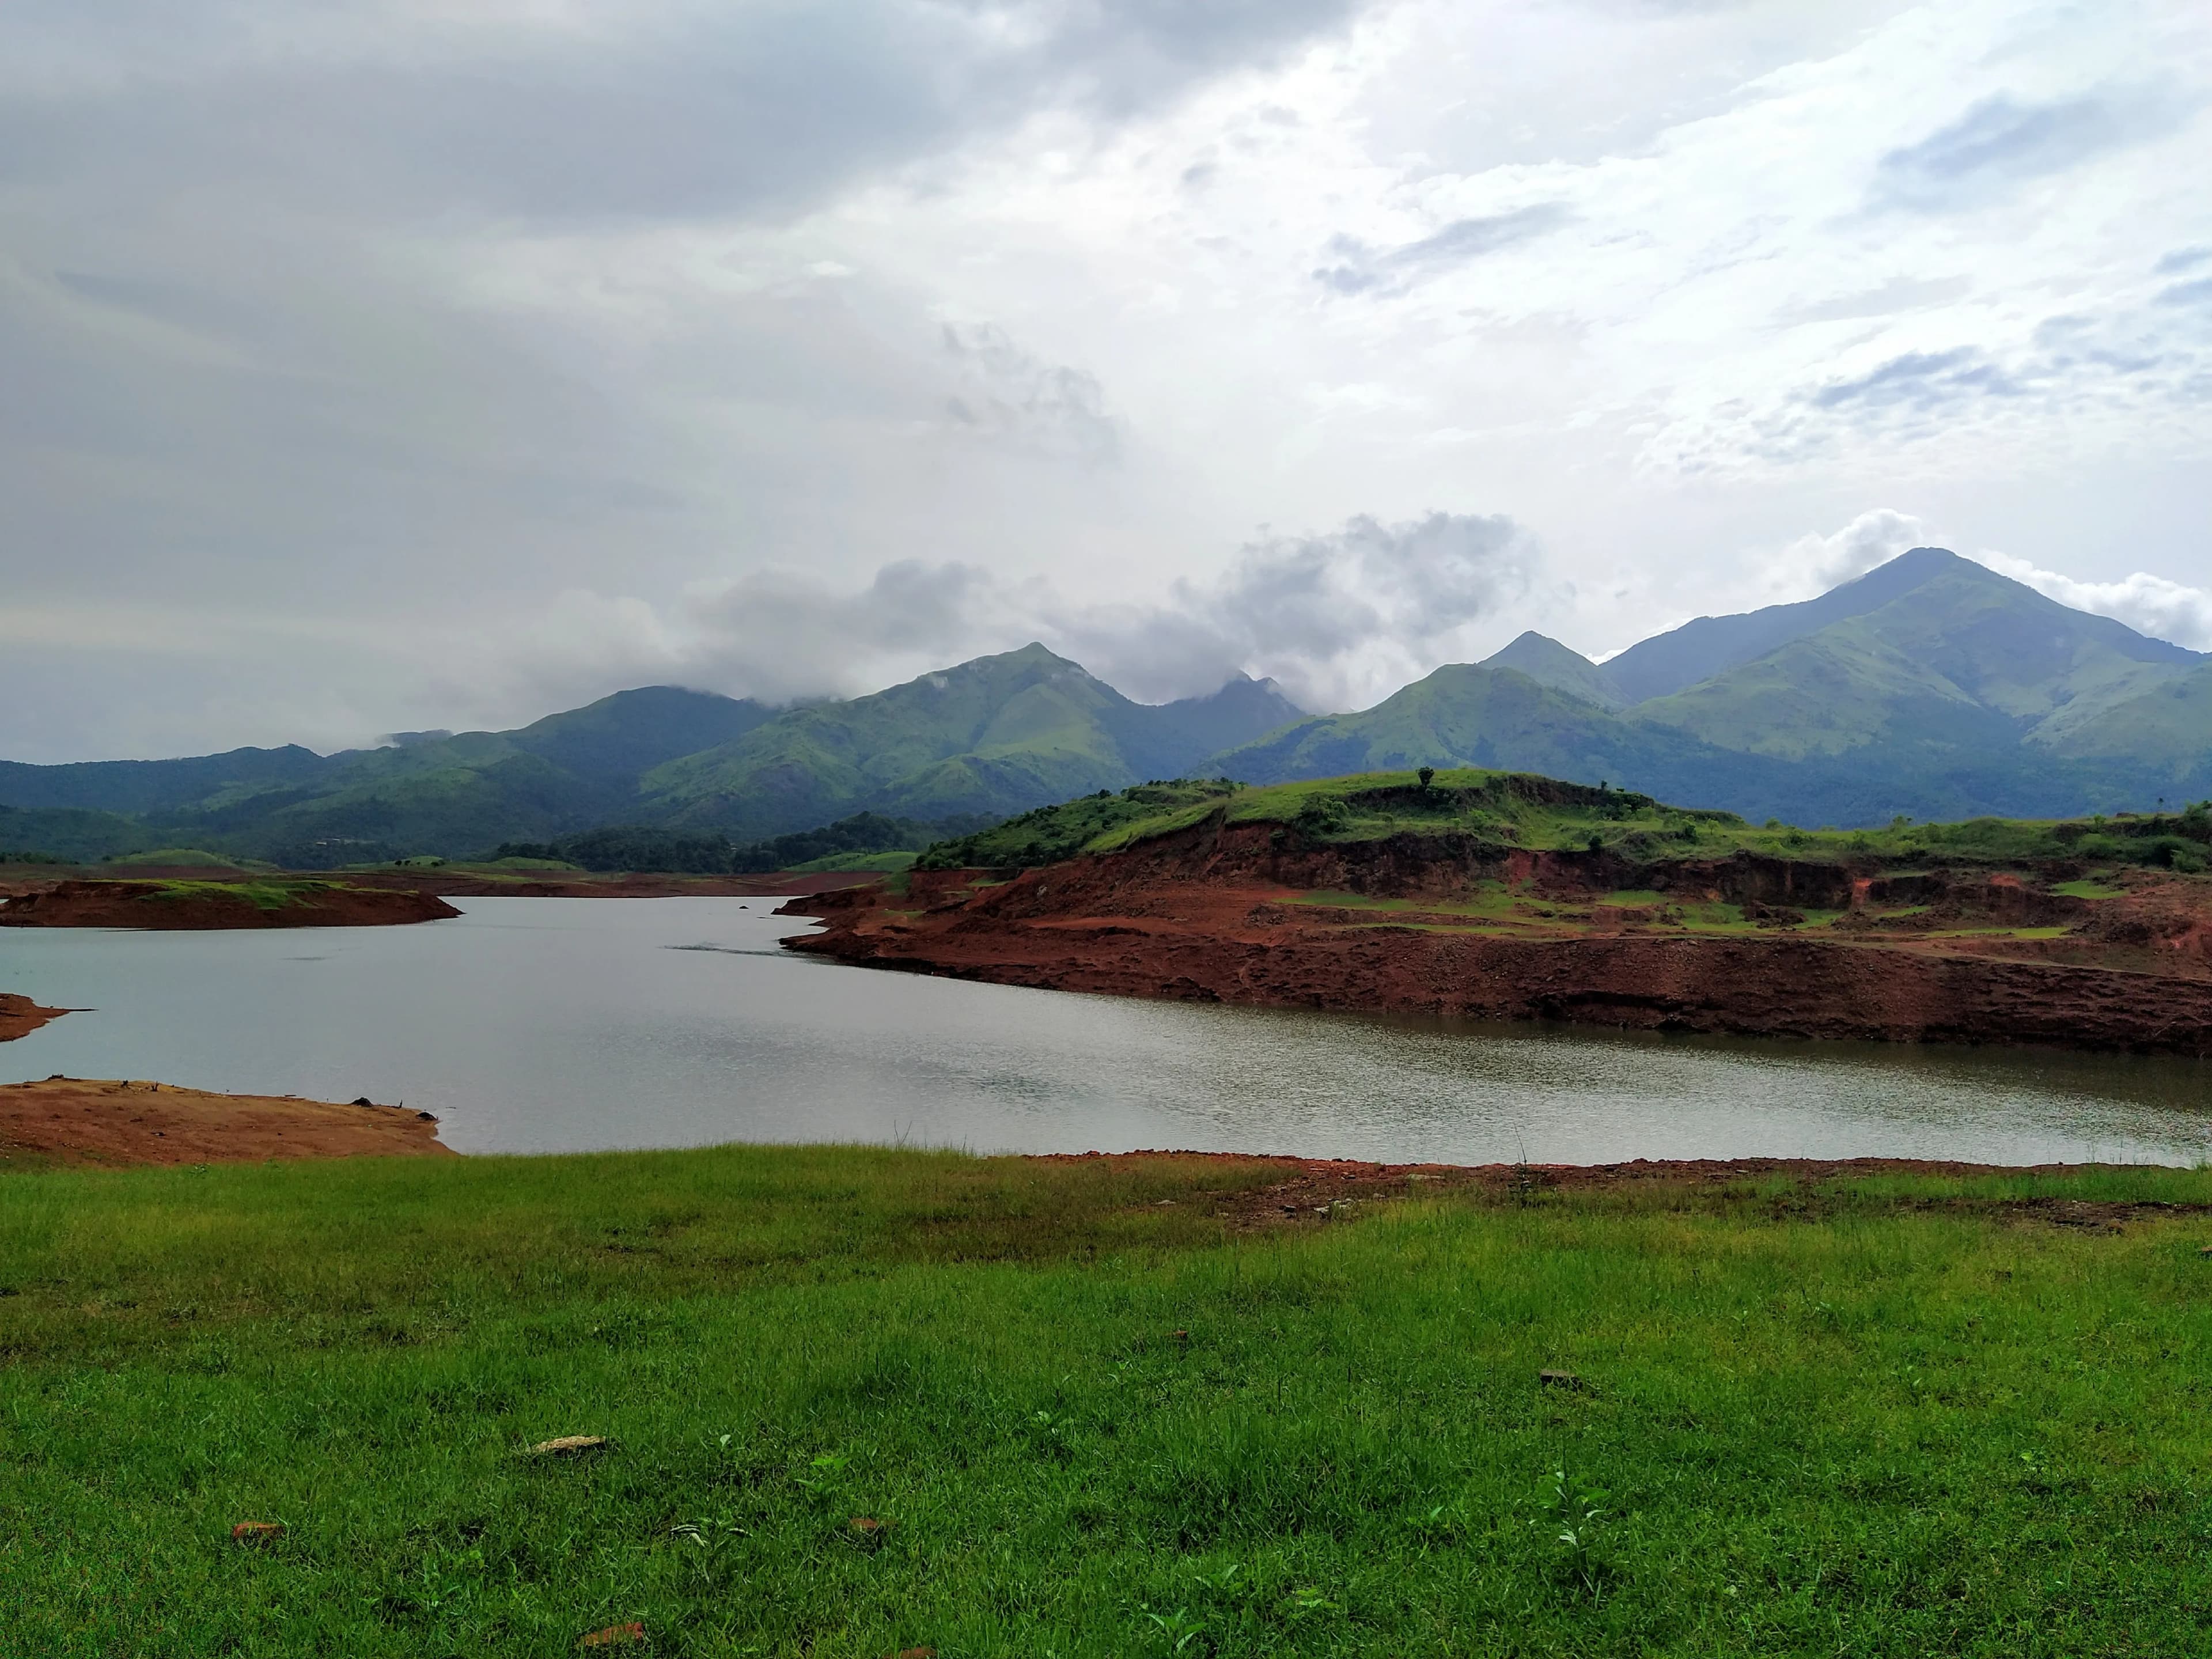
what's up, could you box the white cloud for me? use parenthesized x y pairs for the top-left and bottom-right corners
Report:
(1767, 509), (1935, 603)
(1973, 552), (2212, 650)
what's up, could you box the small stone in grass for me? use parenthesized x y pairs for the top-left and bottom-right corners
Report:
(578, 1622), (646, 1647)
(231, 1521), (283, 1544)
(2198, 1245), (2212, 1256)
(1539, 1369), (1584, 1390)
(529, 1434), (609, 1457)
(849, 1516), (885, 1535)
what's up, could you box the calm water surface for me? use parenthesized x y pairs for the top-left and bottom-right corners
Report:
(2, 896), (2206, 1164)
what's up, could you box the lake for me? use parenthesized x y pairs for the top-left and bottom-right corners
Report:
(2, 896), (2207, 1164)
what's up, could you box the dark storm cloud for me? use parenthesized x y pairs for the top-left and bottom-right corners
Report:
(1312, 204), (1571, 296)
(1872, 89), (2183, 212)
(0, 1), (1363, 226)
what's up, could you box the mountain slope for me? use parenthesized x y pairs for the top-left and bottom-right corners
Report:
(640, 645), (1293, 839)
(1478, 632), (1627, 710)
(505, 686), (778, 784)
(1211, 665), (1752, 797)
(2043, 661), (2212, 789)
(1605, 547), (1987, 703)
(1112, 673), (1306, 772)
(0, 745), (336, 816)
(1629, 616), (1999, 761)
(1633, 558), (2201, 757)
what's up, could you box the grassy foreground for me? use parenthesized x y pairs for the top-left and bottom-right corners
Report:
(6, 1150), (2212, 1656)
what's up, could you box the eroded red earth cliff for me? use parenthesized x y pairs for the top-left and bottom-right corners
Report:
(783, 820), (2212, 1055)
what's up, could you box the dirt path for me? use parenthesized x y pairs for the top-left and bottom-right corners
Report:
(0, 1077), (455, 1166)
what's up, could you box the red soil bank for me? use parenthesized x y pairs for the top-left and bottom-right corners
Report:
(783, 820), (2212, 1055)
(0, 993), (70, 1043)
(0, 880), (460, 929)
(0, 1077), (454, 1166)
(0, 868), (880, 903)
(363, 869), (879, 900)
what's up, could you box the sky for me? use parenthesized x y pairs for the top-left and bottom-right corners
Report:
(3, 0), (2209, 762)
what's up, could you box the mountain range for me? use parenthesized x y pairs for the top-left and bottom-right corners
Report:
(1222, 547), (2211, 825)
(3, 548), (2207, 865)
(0, 652), (1304, 863)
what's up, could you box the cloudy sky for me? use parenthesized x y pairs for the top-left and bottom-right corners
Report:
(4, 0), (2209, 761)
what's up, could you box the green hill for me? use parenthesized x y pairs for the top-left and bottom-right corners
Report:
(0, 804), (160, 863)
(923, 767), (2212, 876)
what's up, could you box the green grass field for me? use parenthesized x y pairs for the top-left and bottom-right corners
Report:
(7, 1149), (2212, 1656)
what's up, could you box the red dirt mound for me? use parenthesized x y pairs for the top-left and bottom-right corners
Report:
(0, 880), (459, 930)
(0, 1077), (455, 1166)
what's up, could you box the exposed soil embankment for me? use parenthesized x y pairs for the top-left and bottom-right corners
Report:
(0, 1077), (454, 1166)
(340, 869), (881, 900)
(0, 993), (70, 1043)
(785, 821), (2212, 1055)
(0, 880), (460, 929)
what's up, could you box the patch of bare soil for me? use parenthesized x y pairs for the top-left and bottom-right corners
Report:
(0, 1078), (455, 1166)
